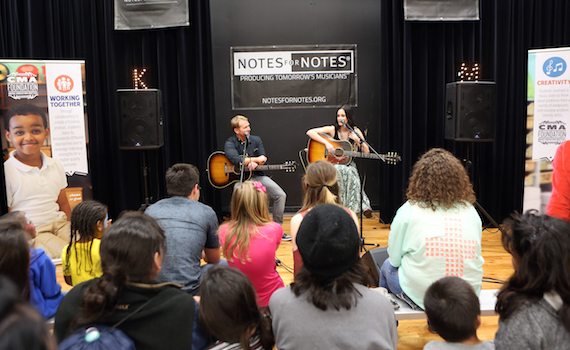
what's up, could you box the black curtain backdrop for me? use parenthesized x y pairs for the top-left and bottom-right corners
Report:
(0, 0), (569, 223)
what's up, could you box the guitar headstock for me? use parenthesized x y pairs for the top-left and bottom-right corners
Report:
(284, 160), (297, 172)
(385, 152), (402, 165)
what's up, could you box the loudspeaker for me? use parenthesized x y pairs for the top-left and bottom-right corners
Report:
(117, 89), (164, 150)
(360, 247), (388, 287)
(445, 81), (495, 142)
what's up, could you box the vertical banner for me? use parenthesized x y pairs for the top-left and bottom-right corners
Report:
(45, 63), (88, 175)
(231, 45), (357, 109)
(524, 48), (570, 213)
(0, 59), (92, 210)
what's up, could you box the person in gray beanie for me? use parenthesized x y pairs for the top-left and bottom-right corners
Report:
(269, 204), (398, 350)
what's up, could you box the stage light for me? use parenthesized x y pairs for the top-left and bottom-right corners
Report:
(132, 68), (148, 89)
(457, 62), (480, 81)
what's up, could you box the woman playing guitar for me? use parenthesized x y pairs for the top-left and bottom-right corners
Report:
(306, 105), (373, 217)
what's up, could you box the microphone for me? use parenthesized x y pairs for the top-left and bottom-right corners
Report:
(245, 131), (250, 142)
(341, 120), (348, 129)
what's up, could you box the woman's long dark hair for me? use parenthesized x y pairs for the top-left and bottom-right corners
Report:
(74, 213), (166, 327)
(65, 200), (107, 279)
(0, 219), (30, 301)
(334, 105), (356, 131)
(199, 266), (274, 350)
(291, 259), (370, 311)
(496, 210), (570, 332)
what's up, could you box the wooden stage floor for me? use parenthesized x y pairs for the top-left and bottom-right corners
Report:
(56, 213), (512, 350)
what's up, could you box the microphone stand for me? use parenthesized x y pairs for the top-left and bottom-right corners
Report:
(342, 121), (381, 252)
(239, 134), (249, 184)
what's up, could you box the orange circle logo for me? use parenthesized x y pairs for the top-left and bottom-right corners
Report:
(54, 75), (74, 93)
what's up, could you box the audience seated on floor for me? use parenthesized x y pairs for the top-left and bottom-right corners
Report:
(54, 212), (206, 350)
(269, 204), (398, 350)
(62, 200), (109, 286)
(0, 214), (63, 319)
(219, 180), (284, 307)
(145, 163), (223, 296)
(494, 211), (570, 349)
(0, 276), (57, 350)
(381, 148), (484, 311)
(423, 276), (494, 349)
(199, 266), (274, 349)
(290, 160), (359, 276)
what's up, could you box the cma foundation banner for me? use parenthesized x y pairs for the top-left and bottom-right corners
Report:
(231, 45), (357, 109)
(524, 48), (570, 213)
(0, 59), (91, 206)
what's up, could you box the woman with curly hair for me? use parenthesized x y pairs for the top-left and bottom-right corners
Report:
(494, 211), (570, 349)
(381, 148), (484, 310)
(218, 181), (284, 308)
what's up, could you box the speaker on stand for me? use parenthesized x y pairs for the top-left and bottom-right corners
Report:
(117, 89), (164, 209)
(444, 81), (504, 233)
(445, 81), (495, 142)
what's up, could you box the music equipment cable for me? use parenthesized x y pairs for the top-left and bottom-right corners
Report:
(275, 258), (294, 274)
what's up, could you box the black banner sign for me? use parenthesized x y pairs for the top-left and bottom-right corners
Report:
(231, 45), (357, 109)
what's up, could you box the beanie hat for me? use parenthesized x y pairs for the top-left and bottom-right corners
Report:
(296, 204), (360, 277)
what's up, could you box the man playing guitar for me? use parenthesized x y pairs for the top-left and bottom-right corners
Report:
(224, 115), (291, 241)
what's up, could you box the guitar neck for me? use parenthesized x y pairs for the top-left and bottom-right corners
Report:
(257, 164), (287, 171)
(343, 151), (384, 160)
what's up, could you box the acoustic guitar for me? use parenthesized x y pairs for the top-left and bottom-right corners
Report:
(207, 151), (297, 189)
(307, 133), (401, 165)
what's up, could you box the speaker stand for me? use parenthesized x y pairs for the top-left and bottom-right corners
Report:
(462, 143), (505, 235)
(139, 150), (152, 211)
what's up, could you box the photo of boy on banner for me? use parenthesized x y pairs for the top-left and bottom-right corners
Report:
(0, 60), (92, 260)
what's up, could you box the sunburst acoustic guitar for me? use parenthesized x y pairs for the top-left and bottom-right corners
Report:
(207, 151), (297, 189)
(307, 133), (401, 165)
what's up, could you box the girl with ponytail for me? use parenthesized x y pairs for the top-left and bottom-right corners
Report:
(218, 181), (284, 308)
(54, 212), (202, 350)
(290, 161), (359, 275)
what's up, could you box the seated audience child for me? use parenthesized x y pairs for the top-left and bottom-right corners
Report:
(269, 204), (398, 350)
(62, 200), (109, 286)
(290, 160), (359, 275)
(423, 276), (494, 349)
(382, 148), (484, 310)
(54, 213), (201, 350)
(0, 276), (57, 350)
(199, 266), (274, 350)
(219, 181), (284, 307)
(3, 104), (71, 259)
(494, 211), (570, 349)
(0, 214), (63, 319)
